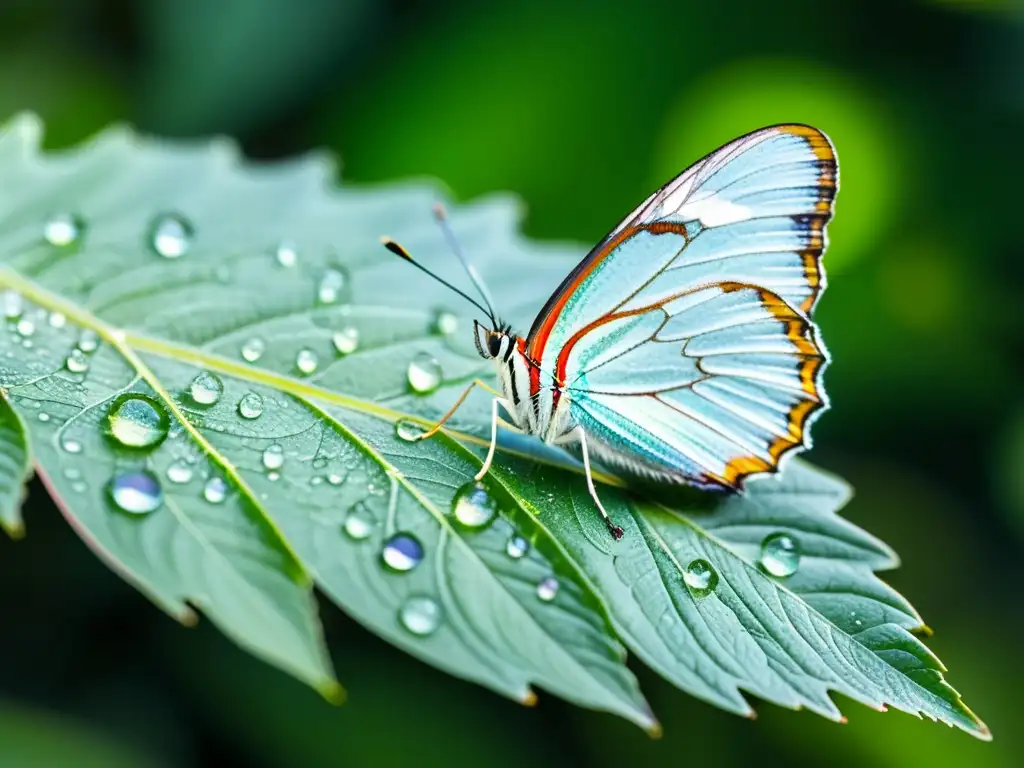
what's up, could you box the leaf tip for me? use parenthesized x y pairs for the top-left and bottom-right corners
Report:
(178, 606), (200, 627)
(319, 679), (347, 705)
(1, 519), (25, 540)
(520, 689), (538, 707)
(644, 721), (664, 740)
(912, 623), (935, 638)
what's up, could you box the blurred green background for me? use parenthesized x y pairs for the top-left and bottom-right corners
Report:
(0, 0), (1021, 765)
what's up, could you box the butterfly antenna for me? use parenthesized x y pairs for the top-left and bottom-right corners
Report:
(380, 236), (495, 321)
(432, 203), (501, 325)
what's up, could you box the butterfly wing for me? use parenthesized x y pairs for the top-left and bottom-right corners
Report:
(528, 124), (836, 489)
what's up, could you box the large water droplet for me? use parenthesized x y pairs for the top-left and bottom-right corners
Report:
(2, 290), (22, 319)
(262, 444), (285, 471)
(241, 337), (265, 362)
(296, 348), (318, 375)
(683, 559), (719, 596)
(48, 311), (66, 328)
(107, 394), (170, 449)
(275, 241), (298, 267)
(166, 460), (194, 484)
(399, 596), (443, 636)
(381, 532), (424, 571)
(395, 418), (427, 442)
(61, 437), (83, 454)
(759, 533), (801, 577)
(150, 213), (193, 258)
(65, 349), (90, 373)
(343, 501), (375, 540)
(108, 470), (163, 515)
(434, 311), (459, 336)
(317, 269), (346, 304)
(331, 327), (359, 355)
(506, 534), (529, 559)
(77, 329), (99, 353)
(407, 352), (442, 394)
(15, 318), (34, 337)
(237, 392), (264, 420)
(452, 481), (498, 529)
(536, 576), (559, 602)
(189, 371), (223, 405)
(203, 476), (228, 504)
(44, 213), (84, 247)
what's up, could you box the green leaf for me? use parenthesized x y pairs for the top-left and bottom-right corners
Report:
(0, 392), (30, 536)
(0, 112), (989, 740)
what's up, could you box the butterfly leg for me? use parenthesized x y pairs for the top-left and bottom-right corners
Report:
(413, 377), (503, 441)
(473, 397), (504, 481)
(572, 427), (624, 541)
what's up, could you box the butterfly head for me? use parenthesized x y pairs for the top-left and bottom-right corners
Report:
(474, 319), (513, 361)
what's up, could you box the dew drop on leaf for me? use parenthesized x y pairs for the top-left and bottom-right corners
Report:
(506, 534), (529, 559)
(275, 241), (297, 267)
(394, 418), (427, 442)
(149, 213), (193, 258)
(77, 329), (99, 353)
(399, 596), (443, 636)
(108, 470), (163, 515)
(15, 318), (35, 337)
(237, 392), (264, 420)
(407, 352), (442, 394)
(203, 476), (229, 504)
(759, 532), (800, 577)
(107, 394), (170, 449)
(343, 501), (375, 540)
(381, 532), (424, 571)
(2, 290), (23, 319)
(452, 481), (498, 529)
(331, 327), (359, 355)
(327, 472), (344, 486)
(262, 444), (285, 470)
(37, 412), (50, 422)
(44, 213), (84, 247)
(65, 349), (90, 373)
(48, 311), (66, 328)
(166, 460), (194, 484)
(189, 371), (223, 405)
(61, 437), (83, 454)
(241, 337), (265, 362)
(536, 576), (559, 602)
(434, 310), (459, 336)
(295, 348), (318, 375)
(317, 268), (346, 304)
(683, 558), (719, 596)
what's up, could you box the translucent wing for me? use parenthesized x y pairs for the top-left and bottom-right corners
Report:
(528, 124), (836, 488)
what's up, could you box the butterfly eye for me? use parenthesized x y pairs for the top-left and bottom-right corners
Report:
(487, 334), (502, 358)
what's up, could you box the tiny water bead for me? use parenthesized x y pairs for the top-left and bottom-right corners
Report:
(452, 481), (498, 530)
(506, 535), (529, 559)
(262, 444), (285, 471)
(48, 311), (67, 328)
(44, 213), (84, 247)
(381, 532), (425, 572)
(327, 472), (345, 486)
(759, 532), (801, 577)
(2, 290), (23, 319)
(343, 501), (375, 540)
(399, 596), (443, 636)
(61, 437), (83, 454)
(407, 352), (442, 394)
(149, 213), (193, 258)
(434, 311), (459, 336)
(683, 559), (719, 596)
(241, 337), (265, 362)
(317, 269), (346, 304)
(275, 241), (298, 267)
(77, 329), (99, 353)
(395, 418), (427, 442)
(166, 461), (194, 484)
(15, 318), (35, 337)
(107, 394), (170, 449)
(536, 576), (559, 602)
(203, 476), (229, 504)
(296, 348), (319, 375)
(108, 470), (163, 515)
(65, 349), (90, 373)
(237, 392), (264, 420)
(331, 327), (359, 356)
(189, 371), (223, 405)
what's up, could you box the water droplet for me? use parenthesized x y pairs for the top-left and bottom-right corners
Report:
(108, 470), (163, 515)
(241, 337), (265, 362)
(506, 534), (529, 559)
(331, 327), (359, 355)
(536, 576), (559, 602)
(267, 471), (280, 482)
(71, 480), (87, 493)
(237, 392), (264, 420)
(395, 418), (427, 442)
(77, 329), (99, 353)
(434, 311), (459, 336)
(189, 371), (223, 405)
(327, 473), (344, 486)
(15, 318), (34, 337)
(759, 533), (801, 578)
(149, 213), (193, 258)
(452, 481), (498, 529)
(65, 349), (89, 373)
(343, 501), (375, 540)
(2, 290), (23, 319)
(276, 241), (298, 267)
(64, 467), (81, 480)
(44, 213), (84, 247)
(203, 476), (229, 504)
(262, 444), (285, 471)
(61, 437), (83, 454)
(310, 476), (323, 486)
(381, 532), (424, 571)
(317, 269), (346, 304)
(48, 311), (66, 328)
(407, 352), (442, 394)
(107, 394), (170, 449)
(166, 461), (194, 484)
(296, 348), (318, 375)
(683, 559), (719, 596)
(399, 596), (443, 636)
(37, 412), (50, 422)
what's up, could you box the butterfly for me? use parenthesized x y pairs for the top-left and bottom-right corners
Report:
(382, 124), (837, 540)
